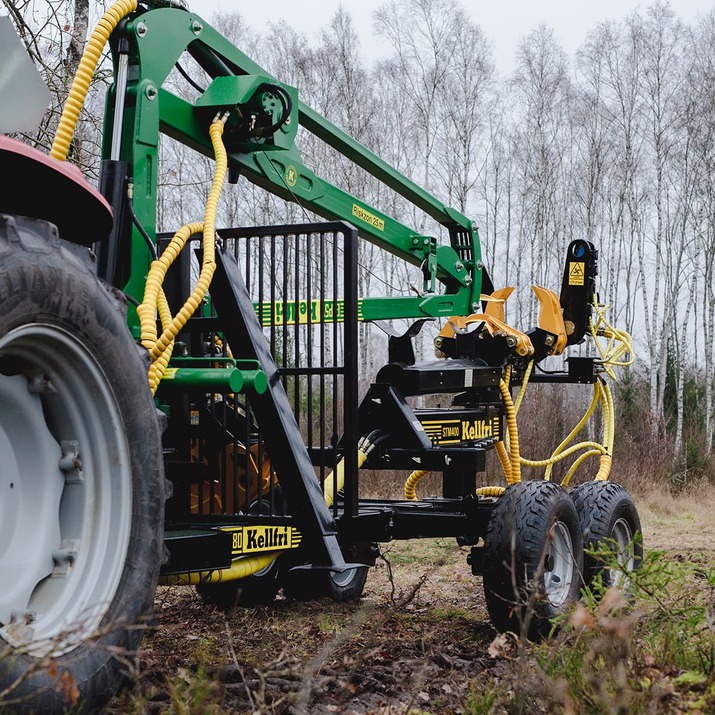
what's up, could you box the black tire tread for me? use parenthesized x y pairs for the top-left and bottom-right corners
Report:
(0, 215), (165, 714)
(571, 480), (642, 587)
(482, 480), (583, 639)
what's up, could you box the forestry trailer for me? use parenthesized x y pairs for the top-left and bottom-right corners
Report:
(0, 1), (642, 711)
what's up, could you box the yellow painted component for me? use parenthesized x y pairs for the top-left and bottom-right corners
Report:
(352, 204), (385, 231)
(420, 415), (500, 445)
(436, 288), (514, 341)
(159, 552), (278, 586)
(434, 288), (532, 358)
(256, 299), (345, 326)
(483, 287), (514, 322)
(189, 441), (274, 515)
(568, 261), (586, 286)
(531, 285), (567, 356)
(221, 524), (302, 556)
(51, 0), (138, 161)
(448, 314), (534, 357)
(162, 448), (369, 586)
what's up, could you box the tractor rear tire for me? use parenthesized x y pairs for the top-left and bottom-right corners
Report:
(571, 481), (642, 590)
(482, 480), (583, 640)
(0, 216), (165, 713)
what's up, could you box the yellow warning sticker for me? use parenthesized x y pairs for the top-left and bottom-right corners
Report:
(569, 262), (585, 286)
(352, 204), (385, 231)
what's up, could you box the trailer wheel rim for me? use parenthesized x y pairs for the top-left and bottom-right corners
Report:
(0, 324), (131, 657)
(609, 517), (634, 588)
(330, 567), (359, 588)
(543, 521), (575, 607)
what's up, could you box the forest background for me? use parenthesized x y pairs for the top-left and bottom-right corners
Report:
(4, 0), (715, 491)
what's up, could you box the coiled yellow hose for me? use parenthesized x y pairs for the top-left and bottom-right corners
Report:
(589, 296), (634, 380)
(476, 486), (505, 497)
(138, 115), (228, 394)
(495, 440), (513, 483)
(499, 378), (521, 483)
(404, 469), (430, 500)
(51, 0), (138, 161)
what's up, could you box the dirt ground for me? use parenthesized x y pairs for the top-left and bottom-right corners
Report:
(108, 486), (715, 715)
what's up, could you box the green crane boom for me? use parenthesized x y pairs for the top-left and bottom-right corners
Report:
(102, 7), (483, 326)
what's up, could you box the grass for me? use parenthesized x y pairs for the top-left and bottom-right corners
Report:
(3, 481), (714, 714)
(478, 541), (715, 714)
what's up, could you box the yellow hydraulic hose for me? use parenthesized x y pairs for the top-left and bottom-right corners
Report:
(595, 381), (615, 481)
(519, 440), (607, 469)
(138, 222), (203, 353)
(404, 469), (430, 501)
(146, 288), (176, 389)
(51, 0), (138, 161)
(324, 449), (368, 508)
(161, 449), (370, 585)
(499, 379), (521, 483)
(138, 115), (229, 394)
(589, 297), (634, 380)
(513, 360), (533, 414)
(404, 363), (532, 499)
(544, 383), (601, 481)
(477, 486), (506, 497)
(495, 440), (512, 484)
(561, 449), (602, 487)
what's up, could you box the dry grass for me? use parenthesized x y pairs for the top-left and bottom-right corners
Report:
(635, 481), (715, 552)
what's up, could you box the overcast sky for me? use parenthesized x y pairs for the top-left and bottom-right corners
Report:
(191, 0), (714, 75)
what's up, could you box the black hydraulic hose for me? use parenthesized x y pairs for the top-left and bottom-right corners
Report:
(175, 60), (206, 94)
(258, 83), (293, 135)
(127, 186), (158, 261)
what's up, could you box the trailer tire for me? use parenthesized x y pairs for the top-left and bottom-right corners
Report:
(571, 481), (642, 590)
(324, 566), (369, 602)
(195, 559), (281, 608)
(482, 480), (583, 640)
(282, 566), (368, 602)
(0, 216), (165, 714)
(282, 552), (369, 603)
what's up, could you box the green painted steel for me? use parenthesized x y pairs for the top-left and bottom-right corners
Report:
(104, 7), (483, 327)
(159, 360), (268, 394)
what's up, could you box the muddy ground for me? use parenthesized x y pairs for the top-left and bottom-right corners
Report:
(107, 491), (715, 714)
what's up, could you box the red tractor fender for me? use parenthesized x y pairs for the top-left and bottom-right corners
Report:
(0, 135), (112, 245)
